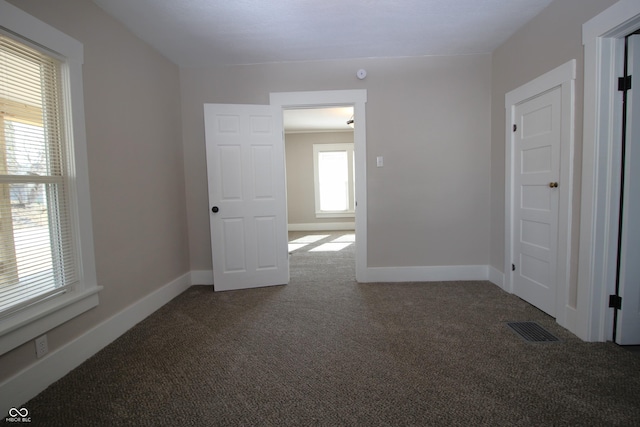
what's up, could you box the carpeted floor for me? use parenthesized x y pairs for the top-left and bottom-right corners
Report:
(17, 231), (640, 426)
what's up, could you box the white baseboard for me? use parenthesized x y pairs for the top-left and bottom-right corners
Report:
(560, 305), (578, 336)
(288, 222), (355, 231)
(362, 265), (489, 283)
(190, 270), (214, 285)
(0, 272), (192, 417)
(133, 266), (494, 287)
(488, 266), (505, 289)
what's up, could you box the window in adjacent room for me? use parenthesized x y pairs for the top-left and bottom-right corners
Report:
(313, 143), (355, 217)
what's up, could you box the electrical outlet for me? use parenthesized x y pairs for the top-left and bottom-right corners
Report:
(35, 335), (48, 358)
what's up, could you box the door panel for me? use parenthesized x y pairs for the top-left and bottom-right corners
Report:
(513, 86), (561, 317)
(222, 218), (245, 272)
(617, 34), (640, 344)
(219, 146), (242, 199)
(204, 104), (289, 291)
(256, 216), (278, 269)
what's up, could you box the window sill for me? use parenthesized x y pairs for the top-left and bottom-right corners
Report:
(315, 211), (355, 219)
(0, 286), (102, 356)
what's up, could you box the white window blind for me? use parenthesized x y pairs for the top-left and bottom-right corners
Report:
(0, 33), (77, 318)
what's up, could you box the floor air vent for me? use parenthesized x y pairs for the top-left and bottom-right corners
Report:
(507, 322), (560, 342)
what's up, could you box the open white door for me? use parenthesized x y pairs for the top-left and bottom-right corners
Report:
(204, 104), (289, 291)
(512, 86), (562, 317)
(616, 34), (640, 344)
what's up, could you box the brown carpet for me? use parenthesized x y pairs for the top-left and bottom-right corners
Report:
(17, 232), (640, 426)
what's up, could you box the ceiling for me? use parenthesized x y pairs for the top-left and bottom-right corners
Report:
(283, 107), (354, 133)
(91, 0), (554, 68)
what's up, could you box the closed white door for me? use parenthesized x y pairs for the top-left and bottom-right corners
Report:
(203, 104), (289, 291)
(616, 34), (640, 345)
(512, 86), (562, 317)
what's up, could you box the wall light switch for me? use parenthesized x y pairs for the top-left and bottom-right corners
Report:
(376, 156), (384, 167)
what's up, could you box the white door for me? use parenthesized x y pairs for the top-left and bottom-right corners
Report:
(203, 104), (289, 291)
(616, 34), (640, 344)
(512, 86), (562, 317)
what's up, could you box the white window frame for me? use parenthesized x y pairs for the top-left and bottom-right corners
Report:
(313, 143), (355, 218)
(0, 0), (100, 355)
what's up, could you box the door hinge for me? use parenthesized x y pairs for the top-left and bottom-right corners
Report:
(513, 124), (517, 132)
(609, 294), (622, 310)
(512, 263), (516, 272)
(618, 75), (632, 91)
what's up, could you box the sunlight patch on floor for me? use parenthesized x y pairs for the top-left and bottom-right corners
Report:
(288, 234), (329, 252)
(289, 233), (355, 252)
(290, 235), (329, 243)
(332, 234), (355, 243)
(288, 243), (307, 252)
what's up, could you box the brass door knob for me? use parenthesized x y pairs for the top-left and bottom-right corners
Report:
(549, 182), (558, 188)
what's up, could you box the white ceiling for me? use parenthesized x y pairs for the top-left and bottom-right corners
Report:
(91, 0), (554, 68)
(283, 107), (354, 133)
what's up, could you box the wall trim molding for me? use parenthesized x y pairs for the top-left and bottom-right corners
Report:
(488, 266), (505, 289)
(362, 265), (489, 283)
(288, 222), (355, 231)
(0, 272), (192, 417)
(190, 270), (214, 285)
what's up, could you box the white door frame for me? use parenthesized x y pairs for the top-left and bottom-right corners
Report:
(504, 59), (576, 330)
(579, 0), (640, 342)
(270, 90), (368, 282)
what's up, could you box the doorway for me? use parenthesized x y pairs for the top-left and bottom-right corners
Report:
(611, 32), (640, 345)
(283, 106), (356, 280)
(579, 0), (640, 342)
(270, 90), (368, 282)
(504, 60), (575, 329)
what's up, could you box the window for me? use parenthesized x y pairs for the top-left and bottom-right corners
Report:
(0, 1), (99, 355)
(0, 34), (74, 316)
(313, 143), (355, 217)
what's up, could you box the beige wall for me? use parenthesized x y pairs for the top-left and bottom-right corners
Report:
(181, 54), (492, 270)
(285, 132), (354, 226)
(490, 0), (617, 303)
(1, 0), (189, 381)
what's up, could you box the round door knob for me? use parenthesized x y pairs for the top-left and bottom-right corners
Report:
(211, 206), (219, 213)
(549, 182), (558, 188)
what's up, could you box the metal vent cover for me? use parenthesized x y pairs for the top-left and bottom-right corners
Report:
(507, 322), (560, 342)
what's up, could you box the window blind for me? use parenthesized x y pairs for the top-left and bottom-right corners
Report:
(0, 33), (77, 318)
